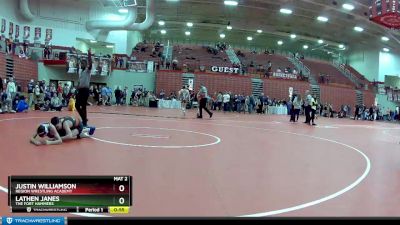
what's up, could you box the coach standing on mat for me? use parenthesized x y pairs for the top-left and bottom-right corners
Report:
(76, 49), (92, 127)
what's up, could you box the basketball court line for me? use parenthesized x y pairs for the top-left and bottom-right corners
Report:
(0, 114), (372, 217)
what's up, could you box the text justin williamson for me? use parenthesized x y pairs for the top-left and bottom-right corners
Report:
(15, 183), (77, 194)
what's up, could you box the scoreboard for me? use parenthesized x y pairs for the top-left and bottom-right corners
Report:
(8, 176), (132, 214)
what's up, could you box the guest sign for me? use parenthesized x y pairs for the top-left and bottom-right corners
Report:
(211, 66), (240, 74)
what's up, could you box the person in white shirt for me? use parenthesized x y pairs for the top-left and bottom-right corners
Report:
(6, 77), (17, 102)
(223, 92), (230, 113)
(178, 85), (190, 116)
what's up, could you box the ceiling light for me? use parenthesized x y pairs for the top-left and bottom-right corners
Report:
(185, 31), (191, 36)
(318, 39), (324, 44)
(118, 8), (128, 13)
(290, 34), (296, 39)
(257, 29), (262, 33)
(158, 21), (165, 26)
(247, 36), (253, 41)
(342, 3), (355, 11)
(187, 22), (193, 27)
(160, 30), (167, 34)
(317, 16), (328, 22)
(227, 25), (232, 30)
(220, 33), (226, 39)
(303, 45), (309, 49)
(90, 40), (97, 43)
(106, 45), (114, 48)
(383, 48), (390, 52)
(382, 36), (390, 41)
(224, 0), (238, 6)
(280, 8), (293, 14)
(339, 44), (344, 49)
(277, 40), (283, 45)
(354, 26), (364, 32)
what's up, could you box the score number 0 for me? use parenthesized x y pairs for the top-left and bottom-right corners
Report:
(119, 185), (125, 205)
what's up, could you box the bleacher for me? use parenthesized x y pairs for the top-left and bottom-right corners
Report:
(343, 64), (371, 87)
(132, 42), (164, 64)
(0, 52), (38, 92)
(172, 44), (232, 71)
(237, 51), (295, 74)
(301, 59), (354, 87)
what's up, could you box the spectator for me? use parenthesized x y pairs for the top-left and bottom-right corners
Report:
(1, 90), (15, 113)
(16, 96), (29, 113)
(115, 86), (122, 106)
(172, 58), (178, 70)
(106, 86), (113, 106)
(0, 76), (3, 93)
(50, 93), (62, 111)
(6, 77), (17, 101)
(27, 79), (35, 109)
(223, 92), (230, 113)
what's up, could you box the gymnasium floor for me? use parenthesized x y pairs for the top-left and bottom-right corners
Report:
(0, 106), (399, 217)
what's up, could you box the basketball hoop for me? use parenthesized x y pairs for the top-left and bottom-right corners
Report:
(123, 0), (137, 7)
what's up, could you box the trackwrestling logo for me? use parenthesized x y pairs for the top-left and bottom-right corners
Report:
(6, 217), (13, 224)
(2, 217), (64, 225)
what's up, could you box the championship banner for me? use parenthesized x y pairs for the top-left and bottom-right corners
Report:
(15, 25), (20, 39)
(1, 18), (6, 34)
(388, 89), (393, 101)
(45, 28), (52, 41)
(377, 83), (385, 94)
(289, 87), (293, 98)
(127, 61), (147, 72)
(66, 54), (78, 74)
(24, 26), (30, 40)
(188, 78), (194, 91)
(100, 58), (111, 76)
(34, 27), (41, 40)
(147, 61), (154, 73)
(9, 22), (13, 36)
(91, 57), (100, 75)
(273, 72), (298, 79)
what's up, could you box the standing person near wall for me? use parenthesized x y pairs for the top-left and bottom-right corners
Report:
(75, 49), (92, 127)
(304, 90), (312, 124)
(27, 79), (35, 109)
(6, 77), (17, 102)
(197, 85), (213, 119)
(0, 76), (3, 93)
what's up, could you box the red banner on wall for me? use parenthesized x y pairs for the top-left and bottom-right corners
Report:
(9, 22), (13, 36)
(15, 25), (20, 39)
(23, 26), (30, 40)
(34, 27), (41, 40)
(45, 28), (52, 41)
(1, 19), (5, 33)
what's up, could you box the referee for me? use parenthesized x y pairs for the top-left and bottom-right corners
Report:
(75, 49), (92, 127)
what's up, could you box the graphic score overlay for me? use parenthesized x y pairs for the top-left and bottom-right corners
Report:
(8, 176), (132, 214)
